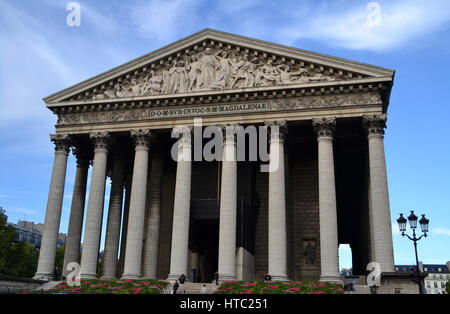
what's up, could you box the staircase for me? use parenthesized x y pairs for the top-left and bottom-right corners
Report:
(348, 285), (372, 294)
(38, 281), (62, 292)
(162, 282), (219, 294)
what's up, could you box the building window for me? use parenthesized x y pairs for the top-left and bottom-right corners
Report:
(434, 282), (438, 288)
(441, 282), (446, 288)
(427, 282), (431, 288)
(438, 268), (442, 272)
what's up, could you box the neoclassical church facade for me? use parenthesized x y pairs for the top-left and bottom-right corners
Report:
(34, 29), (395, 283)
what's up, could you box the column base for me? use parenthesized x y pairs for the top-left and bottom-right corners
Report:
(78, 272), (98, 280)
(269, 275), (290, 282)
(319, 275), (343, 284)
(121, 273), (142, 280)
(167, 273), (182, 283)
(33, 272), (54, 281)
(100, 275), (117, 280)
(218, 273), (236, 283)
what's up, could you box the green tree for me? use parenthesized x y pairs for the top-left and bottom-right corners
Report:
(0, 208), (40, 277)
(0, 208), (18, 275)
(55, 245), (65, 274)
(446, 280), (450, 294)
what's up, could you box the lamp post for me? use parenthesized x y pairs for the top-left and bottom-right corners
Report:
(397, 211), (429, 294)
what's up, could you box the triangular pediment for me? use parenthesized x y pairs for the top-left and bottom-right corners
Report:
(44, 29), (394, 105)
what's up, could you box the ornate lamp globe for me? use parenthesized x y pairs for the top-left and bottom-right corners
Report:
(397, 213), (407, 233)
(419, 215), (429, 234)
(408, 211), (418, 229)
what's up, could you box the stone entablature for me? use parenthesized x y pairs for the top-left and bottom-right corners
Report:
(55, 92), (383, 129)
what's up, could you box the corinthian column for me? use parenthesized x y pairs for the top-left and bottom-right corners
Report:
(79, 132), (111, 279)
(363, 114), (395, 273)
(313, 117), (341, 283)
(62, 147), (89, 278)
(218, 125), (237, 282)
(121, 129), (152, 279)
(267, 121), (289, 281)
(168, 128), (192, 282)
(101, 154), (126, 279)
(34, 134), (71, 280)
(142, 152), (164, 279)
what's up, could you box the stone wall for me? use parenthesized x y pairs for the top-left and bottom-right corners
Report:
(289, 138), (321, 281)
(156, 169), (175, 279)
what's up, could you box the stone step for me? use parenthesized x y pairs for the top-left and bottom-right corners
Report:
(348, 285), (372, 294)
(163, 283), (219, 294)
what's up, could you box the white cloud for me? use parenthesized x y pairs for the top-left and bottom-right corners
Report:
(129, 0), (204, 42)
(278, 0), (450, 52)
(8, 206), (38, 216)
(433, 228), (450, 236)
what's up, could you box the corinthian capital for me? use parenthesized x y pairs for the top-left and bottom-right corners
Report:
(50, 134), (71, 153)
(220, 124), (239, 143)
(265, 120), (288, 142)
(312, 117), (336, 139)
(363, 114), (387, 136)
(130, 129), (153, 148)
(89, 131), (112, 150)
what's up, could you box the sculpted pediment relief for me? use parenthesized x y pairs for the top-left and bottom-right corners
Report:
(90, 47), (338, 101)
(44, 29), (394, 104)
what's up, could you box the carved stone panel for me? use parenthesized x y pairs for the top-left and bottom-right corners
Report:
(87, 47), (339, 101)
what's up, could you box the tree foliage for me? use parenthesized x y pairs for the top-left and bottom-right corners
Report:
(0, 208), (39, 278)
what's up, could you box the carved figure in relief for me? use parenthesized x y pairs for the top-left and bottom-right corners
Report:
(177, 60), (189, 93)
(141, 70), (163, 95)
(161, 63), (171, 94)
(187, 55), (201, 91)
(168, 60), (180, 94)
(198, 48), (216, 89)
(210, 50), (233, 90)
(230, 54), (257, 88)
(113, 79), (141, 97)
(254, 59), (277, 87)
(308, 72), (336, 82)
(277, 65), (308, 85)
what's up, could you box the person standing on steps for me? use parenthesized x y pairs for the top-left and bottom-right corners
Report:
(173, 280), (179, 294)
(200, 284), (207, 294)
(214, 271), (219, 286)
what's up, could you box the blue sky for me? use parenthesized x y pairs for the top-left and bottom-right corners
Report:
(0, 0), (449, 269)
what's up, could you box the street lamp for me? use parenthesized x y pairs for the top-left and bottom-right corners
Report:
(397, 211), (429, 294)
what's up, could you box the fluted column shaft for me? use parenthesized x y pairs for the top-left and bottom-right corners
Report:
(267, 122), (288, 281)
(218, 126), (237, 282)
(122, 130), (152, 279)
(142, 152), (164, 279)
(168, 132), (192, 282)
(62, 151), (89, 278)
(314, 118), (341, 283)
(118, 175), (132, 277)
(79, 132), (110, 279)
(364, 114), (395, 272)
(34, 135), (71, 280)
(101, 155), (126, 279)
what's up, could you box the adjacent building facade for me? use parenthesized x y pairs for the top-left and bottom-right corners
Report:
(396, 262), (450, 294)
(34, 29), (396, 283)
(7, 220), (66, 248)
